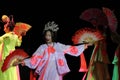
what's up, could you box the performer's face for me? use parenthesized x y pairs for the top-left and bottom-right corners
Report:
(45, 31), (52, 43)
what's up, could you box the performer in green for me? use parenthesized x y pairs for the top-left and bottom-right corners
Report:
(111, 32), (120, 80)
(0, 15), (22, 80)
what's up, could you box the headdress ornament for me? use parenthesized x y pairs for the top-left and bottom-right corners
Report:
(44, 21), (59, 32)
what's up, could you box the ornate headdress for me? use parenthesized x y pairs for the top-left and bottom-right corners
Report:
(1, 15), (14, 23)
(44, 21), (59, 32)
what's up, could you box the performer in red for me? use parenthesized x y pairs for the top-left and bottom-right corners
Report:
(86, 26), (111, 80)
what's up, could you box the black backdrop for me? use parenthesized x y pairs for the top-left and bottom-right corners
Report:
(0, 0), (119, 80)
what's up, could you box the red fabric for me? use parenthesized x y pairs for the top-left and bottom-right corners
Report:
(47, 46), (55, 54)
(58, 59), (64, 66)
(38, 60), (45, 66)
(69, 46), (78, 54)
(39, 55), (50, 80)
(82, 44), (99, 80)
(30, 55), (43, 65)
(31, 56), (38, 65)
(30, 70), (36, 80)
(79, 53), (88, 72)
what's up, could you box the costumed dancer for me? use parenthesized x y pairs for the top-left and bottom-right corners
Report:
(0, 15), (22, 80)
(86, 26), (111, 80)
(72, 27), (106, 80)
(102, 7), (119, 80)
(111, 32), (120, 80)
(15, 21), (90, 80)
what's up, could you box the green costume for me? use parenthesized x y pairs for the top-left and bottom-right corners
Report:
(112, 45), (120, 80)
(0, 32), (22, 80)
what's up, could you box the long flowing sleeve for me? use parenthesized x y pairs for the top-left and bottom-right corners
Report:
(24, 45), (45, 69)
(0, 34), (7, 61)
(0, 34), (8, 61)
(58, 42), (85, 57)
(0, 37), (3, 44)
(0, 34), (8, 44)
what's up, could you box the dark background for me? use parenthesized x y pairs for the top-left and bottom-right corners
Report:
(0, 0), (119, 80)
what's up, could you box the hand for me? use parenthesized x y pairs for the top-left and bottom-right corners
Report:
(87, 42), (94, 46)
(87, 40), (97, 46)
(84, 41), (95, 49)
(12, 59), (23, 66)
(84, 44), (88, 49)
(12, 60), (20, 66)
(83, 41), (94, 46)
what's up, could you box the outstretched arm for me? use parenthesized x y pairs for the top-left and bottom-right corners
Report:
(23, 45), (45, 69)
(14, 45), (45, 69)
(58, 42), (88, 57)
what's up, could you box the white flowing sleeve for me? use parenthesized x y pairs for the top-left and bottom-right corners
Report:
(58, 42), (85, 57)
(24, 45), (45, 69)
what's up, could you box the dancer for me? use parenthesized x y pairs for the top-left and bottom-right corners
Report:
(111, 32), (120, 80)
(86, 26), (111, 80)
(16, 21), (90, 80)
(0, 15), (22, 80)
